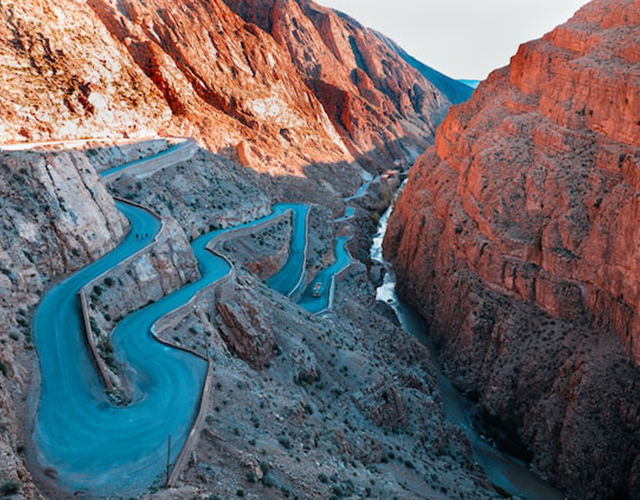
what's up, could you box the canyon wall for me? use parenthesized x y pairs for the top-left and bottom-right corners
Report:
(1, 0), (459, 188)
(222, 0), (452, 166)
(385, 1), (640, 498)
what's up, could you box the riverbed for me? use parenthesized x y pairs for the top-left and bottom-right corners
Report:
(371, 201), (565, 500)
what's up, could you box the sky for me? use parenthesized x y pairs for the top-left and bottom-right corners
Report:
(318, 0), (589, 80)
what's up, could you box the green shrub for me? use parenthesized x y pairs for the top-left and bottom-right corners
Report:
(262, 474), (277, 488)
(1, 480), (20, 495)
(278, 436), (291, 449)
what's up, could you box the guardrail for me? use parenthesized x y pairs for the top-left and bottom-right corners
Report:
(313, 239), (357, 316)
(288, 207), (311, 301)
(208, 211), (291, 249)
(167, 359), (213, 487)
(77, 292), (116, 394)
(101, 138), (197, 183)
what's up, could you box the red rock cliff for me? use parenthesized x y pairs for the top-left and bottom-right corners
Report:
(222, 0), (450, 166)
(385, 0), (640, 498)
(0, 0), (455, 188)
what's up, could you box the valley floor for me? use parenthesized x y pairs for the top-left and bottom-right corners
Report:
(2, 138), (525, 500)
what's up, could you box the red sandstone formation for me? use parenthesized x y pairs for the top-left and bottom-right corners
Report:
(222, 0), (451, 166)
(0, 0), (456, 184)
(385, 1), (640, 498)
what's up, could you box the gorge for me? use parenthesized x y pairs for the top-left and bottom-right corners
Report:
(384, 0), (640, 498)
(0, 0), (638, 499)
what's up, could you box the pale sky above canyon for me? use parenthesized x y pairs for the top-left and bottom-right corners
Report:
(319, 0), (589, 80)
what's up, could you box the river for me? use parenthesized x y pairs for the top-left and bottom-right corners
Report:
(370, 201), (566, 500)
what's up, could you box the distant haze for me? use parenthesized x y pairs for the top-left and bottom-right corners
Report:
(318, 0), (588, 80)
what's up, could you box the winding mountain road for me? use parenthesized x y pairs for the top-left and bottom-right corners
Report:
(30, 139), (551, 499)
(31, 139), (356, 494)
(34, 201), (206, 494)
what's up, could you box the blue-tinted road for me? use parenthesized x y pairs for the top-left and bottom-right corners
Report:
(33, 202), (206, 494)
(32, 202), (309, 494)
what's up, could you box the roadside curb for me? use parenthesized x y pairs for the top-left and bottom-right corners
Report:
(77, 197), (166, 398)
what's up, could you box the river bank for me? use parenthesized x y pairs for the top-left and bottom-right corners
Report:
(371, 195), (565, 500)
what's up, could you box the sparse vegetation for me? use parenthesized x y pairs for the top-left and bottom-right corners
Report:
(0, 480), (20, 496)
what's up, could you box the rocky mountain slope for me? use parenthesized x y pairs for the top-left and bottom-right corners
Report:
(221, 0), (452, 167)
(0, 0), (460, 191)
(374, 31), (474, 106)
(385, 1), (640, 498)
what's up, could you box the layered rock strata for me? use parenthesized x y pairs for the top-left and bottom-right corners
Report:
(385, 1), (640, 498)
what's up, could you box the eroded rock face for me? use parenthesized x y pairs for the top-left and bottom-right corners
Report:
(0, 0), (172, 141)
(215, 275), (278, 370)
(385, 1), (640, 498)
(0, 0), (453, 177)
(223, 0), (450, 167)
(86, 0), (356, 175)
(0, 149), (126, 497)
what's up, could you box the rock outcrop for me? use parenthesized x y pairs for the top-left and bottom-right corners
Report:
(0, 148), (127, 498)
(109, 148), (272, 239)
(385, 1), (640, 498)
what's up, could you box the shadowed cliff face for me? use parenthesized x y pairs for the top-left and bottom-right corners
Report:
(385, 0), (640, 499)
